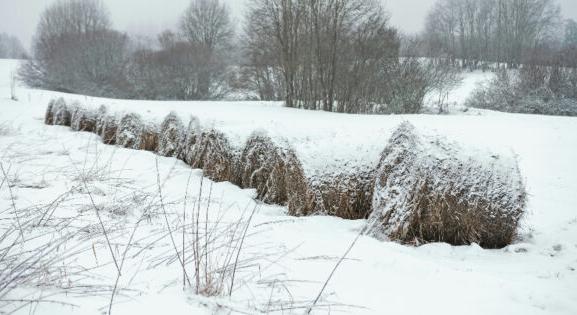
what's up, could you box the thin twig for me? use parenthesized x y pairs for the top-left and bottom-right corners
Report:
(305, 227), (366, 314)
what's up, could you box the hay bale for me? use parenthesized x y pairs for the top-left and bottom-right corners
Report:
(237, 133), (321, 209)
(367, 122), (526, 248)
(238, 133), (289, 204)
(139, 122), (159, 152)
(45, 99), (55, 125)
(94, 105), (108, 136)
(179, 116), (201, 164)
(71, 103), (97, 132)
(98, 114), (118, 145)
(52, 98), (71, 126)
(284, 150), (316, 216)
(189, 129), (236, 183)
(309, 169), (374, 220)
(158, 112), (185, 157)
(116, 113), (144, 149)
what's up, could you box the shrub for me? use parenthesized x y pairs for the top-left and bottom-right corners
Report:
(467, 67), (577, 116)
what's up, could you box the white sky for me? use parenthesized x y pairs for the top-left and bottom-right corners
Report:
(1, 0), (576, 50)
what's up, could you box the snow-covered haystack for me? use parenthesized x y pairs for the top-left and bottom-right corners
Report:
(367, 122), (526, 248)
(238, 133), (289, 204)
(70, 104), (97, 132)
(179, 116), (201, 165)
(309, 170), (374, 220)
(116, 113), (144, 149)
(284, 150), (317, 217)
(139, 122), (159, 152)
(44, 99), (55, 125)
(94, 105), (108, 135)
(157, 112), (184, 157)
(189, 129), (237, 183)
(51, 98), (71, 126)
(97, 113), (118, 145)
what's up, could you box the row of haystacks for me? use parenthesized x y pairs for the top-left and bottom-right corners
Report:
(366, 122), (527, 249)
(45, 98), (527, 248)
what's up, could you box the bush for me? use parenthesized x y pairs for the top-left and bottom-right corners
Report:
(467, 67), (577, 116)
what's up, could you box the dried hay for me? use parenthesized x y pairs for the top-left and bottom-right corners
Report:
(70, 103), (97, 132)
(94, 105), (108, 136)
(157, 112), (185, 157)
(283, 150), (316, 217)
(45, 99), (55, 125)
(179, 116), (201, 164)
(139, 122), (159, 152)
(98, 114), (118, 145)
(189, 129), (236, 183)
(367, 122), (526, 248)
(309, 170), (374, 220)
(238, 133), (320, 211)
(238, 133), (288, 204)
(51, 98), (71, 126)
(116, 113), (144, 149)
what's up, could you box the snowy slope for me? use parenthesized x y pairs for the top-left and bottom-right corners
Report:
(1, 59), (577, 314)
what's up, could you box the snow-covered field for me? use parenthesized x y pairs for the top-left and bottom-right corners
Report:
(1, 58), (576, 315)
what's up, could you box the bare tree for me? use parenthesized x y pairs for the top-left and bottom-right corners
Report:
(19, 0), (130, 97)
(0, 34), (26, 59)
(180, 0), (234, 99)
(424, 0), (561, 68)
(245, 0), (400, 113)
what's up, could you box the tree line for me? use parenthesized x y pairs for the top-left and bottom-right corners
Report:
(19, 0), (462, 114)
(18, 0), (576, 114)
(0, 33), (26, 59)
(421, 0), (577, 68)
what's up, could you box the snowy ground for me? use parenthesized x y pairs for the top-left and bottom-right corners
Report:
(1, 59), (576, 315)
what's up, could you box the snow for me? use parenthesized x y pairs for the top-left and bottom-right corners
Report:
(1, 59), (577, 314)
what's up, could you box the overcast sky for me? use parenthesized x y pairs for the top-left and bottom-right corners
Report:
(1, 0), (576, 50)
